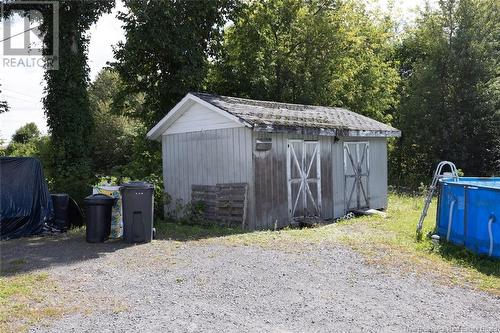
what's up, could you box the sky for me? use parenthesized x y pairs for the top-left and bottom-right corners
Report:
(0, 0), (432, 143)
(0, 1), (125, 142)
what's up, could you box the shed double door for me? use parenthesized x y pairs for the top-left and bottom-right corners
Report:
(287, 140), (322, 220)
(344, 142), (370, 211)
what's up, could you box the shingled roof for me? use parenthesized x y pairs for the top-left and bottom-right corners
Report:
(147, 92), (401, 140)
(191, 93), (400, 137)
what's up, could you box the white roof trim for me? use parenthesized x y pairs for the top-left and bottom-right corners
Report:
(146, 93), (252, 140)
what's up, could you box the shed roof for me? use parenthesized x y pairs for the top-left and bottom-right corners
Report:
(147, 92), (401, 140)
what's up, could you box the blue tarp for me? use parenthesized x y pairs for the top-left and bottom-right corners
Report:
(0, 157), (54, 240)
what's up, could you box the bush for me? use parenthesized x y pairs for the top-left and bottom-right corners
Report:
(163, 198), (205, 225)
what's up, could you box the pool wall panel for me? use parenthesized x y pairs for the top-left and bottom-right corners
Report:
(464, 187), (500, 257)
(437, 178), (500, 258)
(437, 183), (466, 246)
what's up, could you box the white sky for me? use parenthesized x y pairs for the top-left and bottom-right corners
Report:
(0, 0), (432, 143)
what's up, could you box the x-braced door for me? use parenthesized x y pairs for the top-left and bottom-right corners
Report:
(287, 140), (322, 220)
(344, 142), (370, 211)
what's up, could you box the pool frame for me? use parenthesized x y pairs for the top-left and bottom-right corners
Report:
(436, 177), (500, 258)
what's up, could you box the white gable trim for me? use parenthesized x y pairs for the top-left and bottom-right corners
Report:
(146, 93), (252, 140)
(163, 102), (245, 135)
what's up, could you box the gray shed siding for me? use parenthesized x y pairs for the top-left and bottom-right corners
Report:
(250, 133), (388, 229)
(334, 137), (388, 214)
(251, 132), (335, 229)
(162, 128), (388, 230)
(366, 138), (388, 210)
(162, 127), (254, 223)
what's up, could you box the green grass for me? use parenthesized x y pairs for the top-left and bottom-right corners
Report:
(0, 273), (65, 333)
(0, 273), (48, 300)
(172, 193), (500, 294)
(155, 220), (244, 241)
(335, 194), (500, 293)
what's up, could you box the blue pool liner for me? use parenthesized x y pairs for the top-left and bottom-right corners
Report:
(437, 177), (500, 258)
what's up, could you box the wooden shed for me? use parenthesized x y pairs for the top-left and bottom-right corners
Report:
(147, 92), (401, 230)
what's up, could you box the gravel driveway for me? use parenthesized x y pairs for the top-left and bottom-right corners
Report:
(2, 233), (499, 332)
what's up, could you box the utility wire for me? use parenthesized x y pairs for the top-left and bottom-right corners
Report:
(2, 94), (38, 103)
(0, 25), (40, 43)
(3, 88), (37, 99)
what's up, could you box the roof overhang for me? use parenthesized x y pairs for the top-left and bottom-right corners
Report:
(253, 125), (401, 138)
(148, 92), (401, 140)
(146, 93), (252, 141)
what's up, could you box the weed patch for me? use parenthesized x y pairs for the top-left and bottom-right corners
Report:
(0, 273), (65, 333)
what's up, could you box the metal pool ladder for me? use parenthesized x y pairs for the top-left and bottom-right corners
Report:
(416, 161), (459, 238)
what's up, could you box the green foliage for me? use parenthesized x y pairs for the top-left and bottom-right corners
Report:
(154, 221), (243, 241)
(87, 68), (168, 217)
(0, 139), (5, 157)
(4, 123), (43, 157)
(3, 122), (43, 157)
(390, 0), (500, 187)
(2, 1), (115, 203)
(207, 0), (400, 122)
(38, 0), (114, 204)
(94, 158), (165, 219)
(3, 134), (54, 184)
(4, 140), (38, 157)
(0, 84), (8, 114)
(87, 68), (166, 217)
(112, 0), (236, 217)
(164, 199), (206, 226)
(89, 69), (142, 176)
(119, 129), (165, 218)
(2, 125), (54, 189)
(113, 0), (236, 126)
(11, 122), (40, 144)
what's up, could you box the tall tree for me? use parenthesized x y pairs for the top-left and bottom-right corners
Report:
(3, 0), (114, 201)
(207, 0), (400, 122)
(113, 0), (236, 127)
(41, 0), (114, 201)
(391, 0), (500, 187)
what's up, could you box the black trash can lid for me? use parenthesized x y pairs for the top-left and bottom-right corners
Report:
(120, 181), (154, 189)
(84, 193), (116, 205)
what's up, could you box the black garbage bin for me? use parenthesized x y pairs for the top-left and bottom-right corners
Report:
(84, 194), (116, 243)
(120, 182), (154, 243)
(50, 193), (70, 231)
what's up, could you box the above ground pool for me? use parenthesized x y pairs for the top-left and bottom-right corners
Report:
(437, 177), (500, 258)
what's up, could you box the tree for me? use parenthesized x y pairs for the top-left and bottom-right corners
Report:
(113, 0), (236, 127)
(111, 0), (237, 207)
(40, 0), (114, 202)
(207, 0), (400, 122)
(2, 123), (52, 181)
(5, 123), (41, 157)
(88, 68), (142, 176)
(11, 122), (41, 144)
(2, 0), (115, 202)
(391, 0), (500, 187)
(0, 84), (8, 114)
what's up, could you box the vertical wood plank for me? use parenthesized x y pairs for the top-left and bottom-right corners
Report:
(161, 129), (389, 230)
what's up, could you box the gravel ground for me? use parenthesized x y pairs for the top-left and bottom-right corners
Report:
(2, 234), (500, 332)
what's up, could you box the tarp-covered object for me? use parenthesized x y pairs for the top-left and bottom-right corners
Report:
(0, 157), (54, 240)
